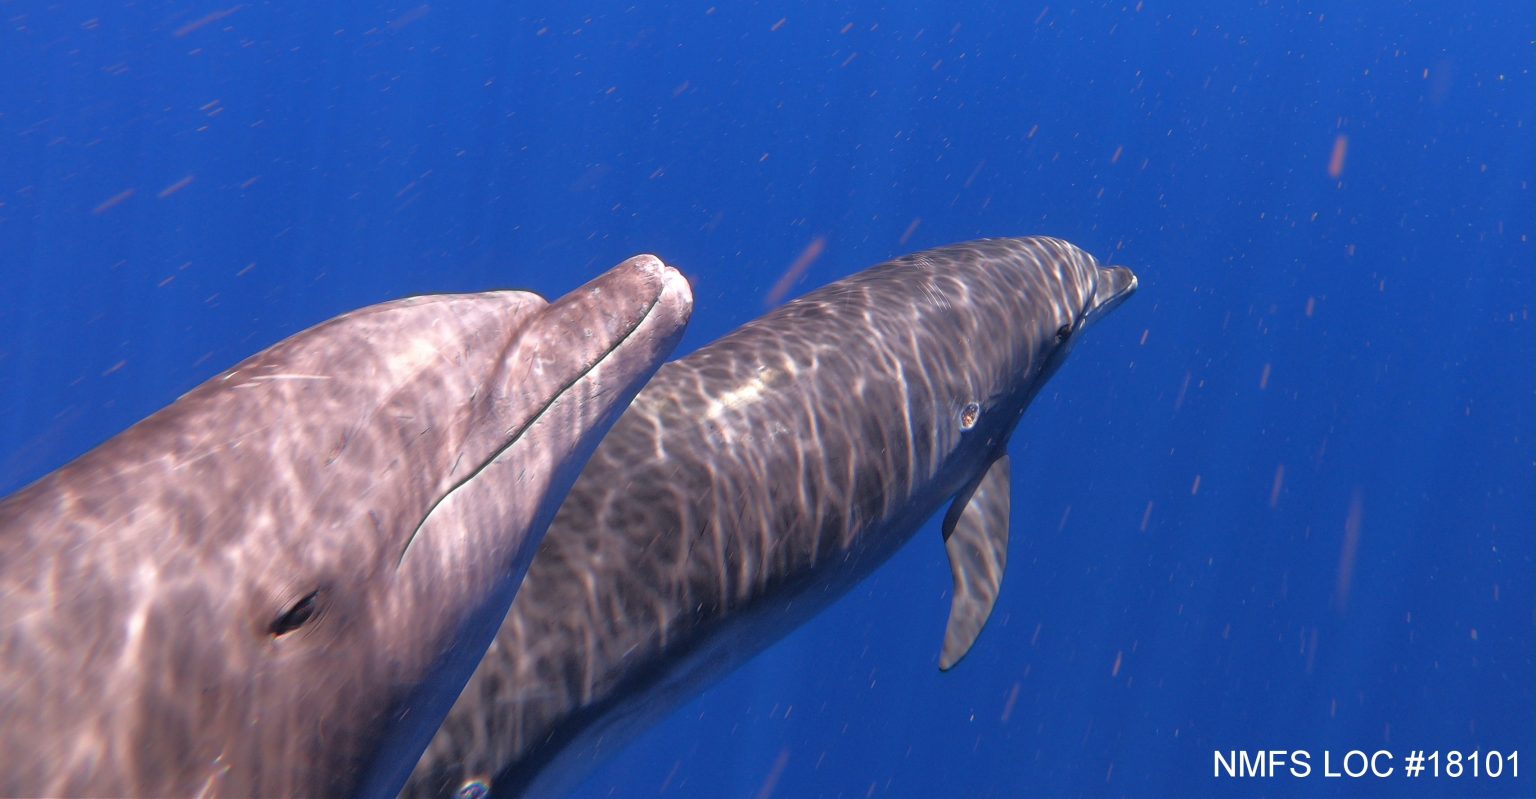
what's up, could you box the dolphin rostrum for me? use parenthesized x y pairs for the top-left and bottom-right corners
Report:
(407, 237), (1137, 798)
(0, 255), (693, 798)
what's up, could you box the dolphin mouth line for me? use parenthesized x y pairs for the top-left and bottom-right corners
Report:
(1085, 269), (1137, 327)
(395, 285), (669, 568)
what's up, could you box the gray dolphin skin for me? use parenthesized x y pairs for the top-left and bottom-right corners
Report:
(0, 255), (693, 798)
(406, 237), (1137, 798)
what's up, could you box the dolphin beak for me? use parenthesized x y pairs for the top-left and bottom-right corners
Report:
(537, 255), (694, 370)
(1086, 265), (1137, 326)
(363, 256), (692, 799)
(506, 254), (692, 428)
(395, 255), (692, 572)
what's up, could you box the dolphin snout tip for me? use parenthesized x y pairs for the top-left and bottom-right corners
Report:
(628, 255), (694, 328)
(1088, 265), (1137, 321)
(657, 265), (694, 323)
(1100, 265), (1137, 299)
(619, 254), (692, 302)
(1109, 265), (1137, 294)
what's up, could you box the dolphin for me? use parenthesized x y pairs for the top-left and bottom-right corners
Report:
(0, 255), (693, 798)
(406, 237), (1137, 798)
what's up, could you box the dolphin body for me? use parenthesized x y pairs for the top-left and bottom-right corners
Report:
(0, 255), (693, 798)
(407, 237), (1137, 798)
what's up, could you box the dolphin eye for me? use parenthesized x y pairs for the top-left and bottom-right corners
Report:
(456, 779), (491, 799)
(1055, 324), (1072, 343)
(269, 590), (321, 637)
(959, 402), (981, 430)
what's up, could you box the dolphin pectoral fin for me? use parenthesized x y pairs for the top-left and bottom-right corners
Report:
(938, 454), (1011, 671)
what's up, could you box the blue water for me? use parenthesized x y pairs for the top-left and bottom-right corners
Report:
(1, 3), (1530, 797)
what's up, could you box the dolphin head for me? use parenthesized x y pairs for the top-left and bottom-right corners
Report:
(1046, 238), (1138, 364)
(920, 237), (1136, 463)
(350, 256), (696, 796)
(845, 236), (1134, 673)
(0, 256), (691, 797)
(234, 255), (694, 796)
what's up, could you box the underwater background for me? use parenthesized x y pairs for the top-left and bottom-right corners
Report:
(0, 2), (1530, 797)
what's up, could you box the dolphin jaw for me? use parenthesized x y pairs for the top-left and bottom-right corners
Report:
(1084, 265), (1138, 328)
(395, 266), (681, 573)
(349, 258), (691, 799)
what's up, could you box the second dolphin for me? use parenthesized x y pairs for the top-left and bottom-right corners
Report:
(409, 237), (1137, 798)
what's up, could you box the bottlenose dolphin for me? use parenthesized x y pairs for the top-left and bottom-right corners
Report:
(407, 237), (1137, 798)
(0, 255), (693, 798)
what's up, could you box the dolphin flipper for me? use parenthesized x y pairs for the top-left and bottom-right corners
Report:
(939, 453), (1011, 671)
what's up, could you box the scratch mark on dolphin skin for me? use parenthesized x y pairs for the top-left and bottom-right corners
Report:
(241, 374), (334, 382)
